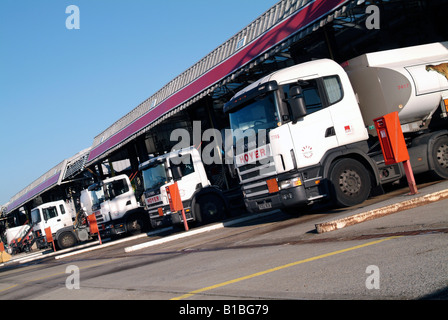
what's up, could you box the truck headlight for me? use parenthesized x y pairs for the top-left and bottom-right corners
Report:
(279, 177), (302, 190)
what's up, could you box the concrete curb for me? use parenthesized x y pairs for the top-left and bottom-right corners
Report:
(315, 189), (448, 234)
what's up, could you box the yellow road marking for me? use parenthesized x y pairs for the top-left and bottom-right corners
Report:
(171, 236), (401, 300)
(0, 258), (120, 293)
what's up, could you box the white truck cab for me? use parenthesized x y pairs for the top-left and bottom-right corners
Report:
(31, 200), (88, 249)
(82, 174), (148, 236)
(140, 146), (228, 228)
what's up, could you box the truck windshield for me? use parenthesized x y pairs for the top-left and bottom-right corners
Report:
(228, 92), (280, 142)
(31, 208), (41, 224)
(43, 207), (58, 220)
(90, 187), (105, 207)
(142, 162), (168, 191)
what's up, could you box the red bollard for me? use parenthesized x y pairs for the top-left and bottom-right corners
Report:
(45, 227), (56, 252)
(166, 182), (189, 231)
(87, 214), (102, 245)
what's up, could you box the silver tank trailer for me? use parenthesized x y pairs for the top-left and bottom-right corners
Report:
(343, 42), (448, 135)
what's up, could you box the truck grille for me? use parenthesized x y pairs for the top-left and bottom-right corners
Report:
(148, 202), (164, 216)
(237, 157), (276, 198)
(94, 211), (104, 223)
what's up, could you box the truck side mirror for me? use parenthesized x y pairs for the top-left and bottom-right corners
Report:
(171, 165), (183, 182)
(228, 163), (237, 179)
(289, 86), (307, 123)
(105, 189), (111, 200)
(105, 185), (115, 200)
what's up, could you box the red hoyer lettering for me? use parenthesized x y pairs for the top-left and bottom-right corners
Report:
(240, 148), (266, 163)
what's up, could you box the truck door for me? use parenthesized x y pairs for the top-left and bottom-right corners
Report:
(282, 78), (340, 168)
(103, 177), (136, 221)
(169, 153), (202, 203)
(41, 204), (68, 235)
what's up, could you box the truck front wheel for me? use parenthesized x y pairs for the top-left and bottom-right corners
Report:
(126, 214), (148, 235)
(57, 232), (77, 250)
(329, 158), (371, 208)
(194, 194), (226, 225)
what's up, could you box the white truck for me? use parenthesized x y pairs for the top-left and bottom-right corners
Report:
(31, 200), (90, 250)
(82, 174), (149, 237)
(224, 42), (448, 212)
(140, 146), (241, 228)
(32, 175), (148, 250)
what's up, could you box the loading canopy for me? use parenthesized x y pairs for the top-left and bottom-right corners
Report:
(87, 0), (354, 165)
(5, 148), (91, 214)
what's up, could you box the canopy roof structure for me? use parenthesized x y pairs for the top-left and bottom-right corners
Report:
(5, 148), (91, 214)
(87, 0), (355, 165)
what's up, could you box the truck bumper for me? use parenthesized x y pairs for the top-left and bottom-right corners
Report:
(35, 236), (49, 250)
(170, 207), (194, 225)
(99, 221), (127, 237)
(244, 185), (308, 213)
(149, 214), (172, 228)
(150, 202), (194, 227)
(148, 204), (174, 228)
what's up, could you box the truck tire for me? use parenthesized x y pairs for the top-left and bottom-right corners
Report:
(126, 214), (147, 235)
(57, 231), (77, 250)
(329, 158), (371, 208)
(430, 136), (448, 180)
(194, 194), (226, 225)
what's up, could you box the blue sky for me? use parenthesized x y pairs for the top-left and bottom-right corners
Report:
(0, 0), (279, 206)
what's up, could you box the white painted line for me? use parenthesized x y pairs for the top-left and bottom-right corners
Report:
(11, 251), (46, 262)
(20, 241), (100, 263)
(124, 211), (277, 253)
(55, 227), (173, 260)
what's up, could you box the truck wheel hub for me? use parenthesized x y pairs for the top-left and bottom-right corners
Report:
(436, 144), (448, 168)
(339, 169), (361, 194)
(204, 203), (218, 216)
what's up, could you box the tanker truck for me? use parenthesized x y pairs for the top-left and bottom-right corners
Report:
(223, 42), (448, 213)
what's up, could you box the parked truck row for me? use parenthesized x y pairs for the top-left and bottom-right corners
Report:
(4, 42), (448, 253)
(23, 148), (243, 251)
